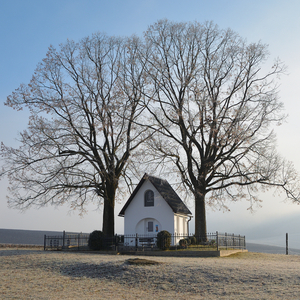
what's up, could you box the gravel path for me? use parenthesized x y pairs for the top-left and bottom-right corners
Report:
(1, 248), (300, 299)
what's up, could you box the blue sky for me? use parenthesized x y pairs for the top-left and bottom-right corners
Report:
(1, 0), (300, 248)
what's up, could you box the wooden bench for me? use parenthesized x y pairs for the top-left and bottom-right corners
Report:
(139, 237), (156, 248)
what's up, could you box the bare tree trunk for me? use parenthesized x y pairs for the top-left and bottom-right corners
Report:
(102, 197), (115, 237)
(194, 189), (207, 241)
(102, 184), (116, 237)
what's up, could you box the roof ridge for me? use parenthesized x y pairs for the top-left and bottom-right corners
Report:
(144, 173), (168, 183)
(119, 174), (192, 217)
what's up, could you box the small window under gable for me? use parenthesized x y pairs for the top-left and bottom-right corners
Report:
(144, 190), (154, 207)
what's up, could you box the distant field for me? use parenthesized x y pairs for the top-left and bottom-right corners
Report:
(0, 228), (64, 245)
(246, 242), (300, 255)
(0, 228), (91, 246)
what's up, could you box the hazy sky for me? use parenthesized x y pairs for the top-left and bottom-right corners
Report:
(1, 0), (300, 248)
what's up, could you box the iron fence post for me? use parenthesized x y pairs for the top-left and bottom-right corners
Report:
(115, 234), (118, 252)
(216, 231), (219, 251)
(44, 235), (46, 251)
(135, 233), (138, 251)
(62, 231), (65, 249)
(174, 232), (176, 249)
(286, 233), (288, 255)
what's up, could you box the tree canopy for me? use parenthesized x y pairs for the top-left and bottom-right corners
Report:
(1, 34), (147, 236)
(140, 20), (300, 237)
(1, 20), (300, 237)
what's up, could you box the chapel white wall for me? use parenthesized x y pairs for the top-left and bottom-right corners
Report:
(123, 179), (174, 235)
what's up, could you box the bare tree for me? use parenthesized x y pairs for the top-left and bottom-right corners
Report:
(1, 34), (147, 236)
(142, 20), (300, 238)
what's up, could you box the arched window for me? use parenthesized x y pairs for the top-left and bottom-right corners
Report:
(144, 190), (154, 207)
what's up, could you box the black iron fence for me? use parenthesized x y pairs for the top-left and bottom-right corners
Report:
(44, 231), (246, 251)
(44, 232), (89, 250)
(121, 232), (245, 251)
(215, 232), (246, 250)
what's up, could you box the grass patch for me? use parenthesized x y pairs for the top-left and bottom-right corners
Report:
(126, 258), (162, 265)
(168, 245), (218, 251)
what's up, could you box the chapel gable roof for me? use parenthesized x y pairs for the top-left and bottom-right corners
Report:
(119, 173), (192, 216)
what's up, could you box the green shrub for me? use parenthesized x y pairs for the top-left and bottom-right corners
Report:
(190, 236), (197, 245)
(157, 230), (171, 250)
(88, 230), (104, 250)
(179, 239), (188, 248)
(185, 237), (191, 246)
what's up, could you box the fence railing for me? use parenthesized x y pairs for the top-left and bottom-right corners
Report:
(44, 232), (89, 250)
(216, 232), (246, 250)
(44, 231), (246, 251)
(121, 232), (245, 251)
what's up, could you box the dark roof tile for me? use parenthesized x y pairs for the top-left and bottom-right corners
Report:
(119, 173), (192, 216)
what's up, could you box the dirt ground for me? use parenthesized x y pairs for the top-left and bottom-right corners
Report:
(1, 248), (300, 299)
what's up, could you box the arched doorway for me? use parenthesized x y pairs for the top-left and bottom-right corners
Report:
(135, 218), (161, 235)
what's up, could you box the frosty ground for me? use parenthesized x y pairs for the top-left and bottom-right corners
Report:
(1, 248), (299, 299)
